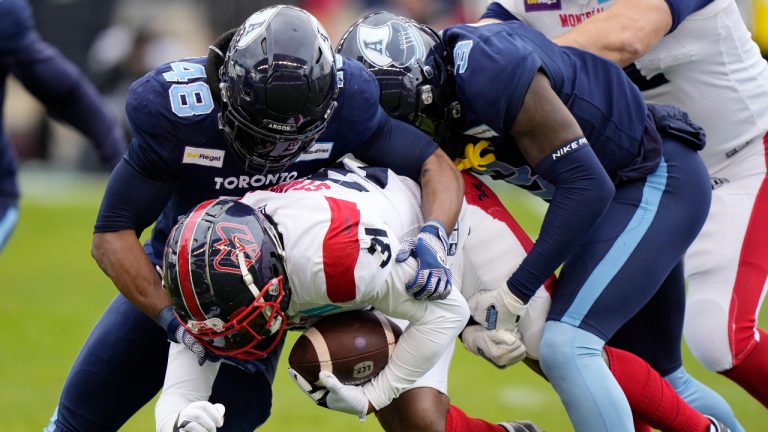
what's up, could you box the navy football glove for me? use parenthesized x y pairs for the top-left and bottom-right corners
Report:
(157, 306), (263, 373)
(395, 220), (453, 301)
(157, 305), (210, 365)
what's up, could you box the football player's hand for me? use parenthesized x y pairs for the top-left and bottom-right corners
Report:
(318, 371), (371, 418)
(461, 324), (526, 368)
(467, 285), (526, 333)
(166, 319), (211, 366)
(395, 220), (453, 301)
(288, 368), (330, 406)
(174, 401), (225, 432)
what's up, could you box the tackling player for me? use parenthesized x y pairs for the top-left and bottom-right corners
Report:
(0, 0), (125, 252)
(337, 12), (739, 432)
(45, 6), (464, 432)
(157, 159), (728, 432)
(481, 0), (768, 412)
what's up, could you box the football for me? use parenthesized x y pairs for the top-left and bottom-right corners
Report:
(288, 309), (403, 385)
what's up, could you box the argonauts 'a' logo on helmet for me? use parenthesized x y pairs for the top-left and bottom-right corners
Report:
(236, 6), (281, 49)
(356, 20), (425, 68)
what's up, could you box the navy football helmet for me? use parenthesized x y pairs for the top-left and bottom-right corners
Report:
(163, 198), (291, 360)
(336, 11), (460, 145)
(218, 5), (338, 173)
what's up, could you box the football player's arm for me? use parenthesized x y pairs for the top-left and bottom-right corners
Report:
(506, 72), (614, 302)
(9, 33), (126, 168)
(360, 259), (470, 410)
(155, 343), (221, 432)
(552, 0), (712, 67)
(92, 155), (176, 319)
(418, 148), (464, 236)
(359, 111), (463, 232)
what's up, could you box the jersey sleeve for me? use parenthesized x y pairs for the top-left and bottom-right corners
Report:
(0, 0), (35, 55)
(664, 0), (715, 32)
(360, 258), (469, 410)
(155, 343), (220, 432)
(123, 74), (181, 180)
(92, 73), (182, 234)
(445, 25), (542, 135)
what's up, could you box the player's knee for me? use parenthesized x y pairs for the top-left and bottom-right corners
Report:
(683, 297), (734, 371)
(376, 387), (449, 432)
(539, 321), (603, 376)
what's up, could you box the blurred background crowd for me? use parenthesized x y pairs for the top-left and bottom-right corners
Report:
(4, 0), (768, 174)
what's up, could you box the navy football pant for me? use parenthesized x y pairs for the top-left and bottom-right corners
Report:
(610, 262), (686, 376)
(48, 294), (282, 432)
(548, 137), (710, 368)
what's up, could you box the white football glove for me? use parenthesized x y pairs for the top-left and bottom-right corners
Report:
(461, 324), (526, 368)
(174, 401), (225, 432)
(467, 286), (526, 333)
(287, 368), (330, 405)
(318, 371), (370, 418)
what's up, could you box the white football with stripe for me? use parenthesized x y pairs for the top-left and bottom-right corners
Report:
(288, 310), (402, 385)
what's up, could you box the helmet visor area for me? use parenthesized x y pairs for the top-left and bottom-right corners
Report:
(183, 276), (287, 360)
(221, 105), (327, 173)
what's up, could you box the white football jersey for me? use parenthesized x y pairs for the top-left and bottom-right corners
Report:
(239, 157), (424, 323)
(494, 0), (768, 173)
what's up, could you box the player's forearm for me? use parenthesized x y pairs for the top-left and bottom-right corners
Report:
(365, 288), (469, 409)
(155, 344), (220, 432)
(420, 149), (463, 231)
(92, 230), (171, 319)
(12, 36), (126, 166)
(553, 0), (672, 67)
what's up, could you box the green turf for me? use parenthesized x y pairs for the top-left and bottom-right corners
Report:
(0, 172), (765, 431)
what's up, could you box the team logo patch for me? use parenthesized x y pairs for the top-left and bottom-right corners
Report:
(182, 146), (225, 168)
(236, 7), (280, 49)
(356, 20), (425, 68)
(295, 142), (334, 162)
(463, 124), (500, 138)
(524, 0), (562, 12)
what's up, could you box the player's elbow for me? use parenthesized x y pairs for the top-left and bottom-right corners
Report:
(441, 292), (471, 335)
(613, 38), (647, 66)
(91, 231), (124, 269)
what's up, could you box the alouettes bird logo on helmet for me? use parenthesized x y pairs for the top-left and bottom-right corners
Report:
(356, 20), (425, 68)
(212, 222), (262, 274)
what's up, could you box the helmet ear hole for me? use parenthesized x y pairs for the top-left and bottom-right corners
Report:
(336, 11), (457, 145)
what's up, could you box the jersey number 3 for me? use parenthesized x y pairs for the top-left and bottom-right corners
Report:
(162, 62), (214, 117)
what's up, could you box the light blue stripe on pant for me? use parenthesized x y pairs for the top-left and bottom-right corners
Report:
(0, 205), (19, 252)
(562, 158), (668, 327)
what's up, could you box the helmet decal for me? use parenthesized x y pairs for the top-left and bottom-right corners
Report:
(308, 13), (335, 64)
(356, 21), (425, 68)
(212, 222), (262, 274)
(236, 6), (280, 49)
(176, 199), (218, 321)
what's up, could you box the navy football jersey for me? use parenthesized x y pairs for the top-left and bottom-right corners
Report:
(443, 21), (660, 198)
(96, 55), (438, 264)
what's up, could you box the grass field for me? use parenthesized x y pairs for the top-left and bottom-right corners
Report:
(0, 170), (766, 431)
